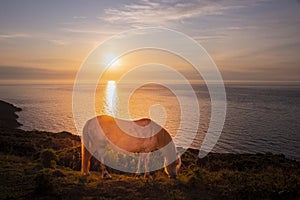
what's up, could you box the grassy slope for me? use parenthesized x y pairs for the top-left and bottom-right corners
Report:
(1, 128), (299, 200)
(0, 101), (299, 199)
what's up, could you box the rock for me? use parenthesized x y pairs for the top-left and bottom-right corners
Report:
(0, 100), (22, 129)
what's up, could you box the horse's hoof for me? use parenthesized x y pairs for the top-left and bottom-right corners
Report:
(135, 174), (143, 179)
(103, 174), (112, 179)
(169, 175), (177, 179)
(82, 172), (90, 176)
(143, 174), (153, 180)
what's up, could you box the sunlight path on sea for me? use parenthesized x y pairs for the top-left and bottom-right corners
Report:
(104, 80), (117, 116)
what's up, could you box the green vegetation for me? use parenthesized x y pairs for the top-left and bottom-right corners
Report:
(0, 128), (299, 199)
(0, 101), (299, 199)
(40, 149), (58, 168)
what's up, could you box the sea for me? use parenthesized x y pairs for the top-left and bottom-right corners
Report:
(1, 82), (299, 160)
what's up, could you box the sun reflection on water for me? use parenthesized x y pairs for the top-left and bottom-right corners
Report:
(104, 80), (117, 116)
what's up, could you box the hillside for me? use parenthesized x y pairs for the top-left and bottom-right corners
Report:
(0, 100), (299, 199)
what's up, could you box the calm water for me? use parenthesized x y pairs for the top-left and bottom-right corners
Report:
(0, 82), (299, 160)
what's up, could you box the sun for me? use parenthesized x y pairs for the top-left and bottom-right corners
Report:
(111, 59), (120, 68)
(103, 53), (121, 69)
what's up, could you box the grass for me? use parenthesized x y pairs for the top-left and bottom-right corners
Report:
(0, 128), (299, 199)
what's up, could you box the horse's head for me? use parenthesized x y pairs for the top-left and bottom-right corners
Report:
(164, 155), (181, 179)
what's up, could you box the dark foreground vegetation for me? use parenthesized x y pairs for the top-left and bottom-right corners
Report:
(0, 100), (299, 199)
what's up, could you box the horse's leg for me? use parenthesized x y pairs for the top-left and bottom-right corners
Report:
(143, 153), (152, 179)
(81, 143), (92, 175)
(98, 148), (112, 179)
(100, 158), (111, 179)
(135, 154), (144, 178)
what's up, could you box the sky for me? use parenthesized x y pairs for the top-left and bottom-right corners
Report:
(0, 0), (299, 83)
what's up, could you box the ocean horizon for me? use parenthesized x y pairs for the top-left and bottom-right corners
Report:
(1, 82), (299, 160)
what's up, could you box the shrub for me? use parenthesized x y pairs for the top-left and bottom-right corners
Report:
(40, 149), (58, 168)
(57, 146), (81, 170)
(34, 169), (53, 195)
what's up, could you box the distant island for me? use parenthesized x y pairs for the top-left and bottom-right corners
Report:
(0, 100), (299, 199)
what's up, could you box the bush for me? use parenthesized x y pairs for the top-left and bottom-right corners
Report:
(57, 146), (81, 170)
(40, 149), (58, 168)
(34, 169), (53, 195)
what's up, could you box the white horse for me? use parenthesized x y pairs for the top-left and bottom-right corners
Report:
(81, 115), (181, 179)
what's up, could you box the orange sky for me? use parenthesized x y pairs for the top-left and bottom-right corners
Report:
(0, 0), (299, 83)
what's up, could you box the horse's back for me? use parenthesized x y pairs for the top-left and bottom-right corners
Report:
(83, 115), (172, 152)
(97, 115), (151, 126)
(133, 118), (151, 127)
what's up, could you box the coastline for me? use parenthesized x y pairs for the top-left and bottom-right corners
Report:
(0, 100), (299, 199)
(0, 100), (22, 129)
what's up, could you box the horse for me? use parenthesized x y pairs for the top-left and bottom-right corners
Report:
(81, 115), (181, 179)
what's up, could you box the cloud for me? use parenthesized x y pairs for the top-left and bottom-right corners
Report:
(99, 0), (265, 27)
(0, 66), (75, 80)
(61, 28), (116, 35)
(21, 57), (80, 65)
(72, 16), (87, 19)
(193, 34), (227, 42)
(0, 33), (30, 40)
(49, 39), (66, 45)
(221, 66), (300, 82)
